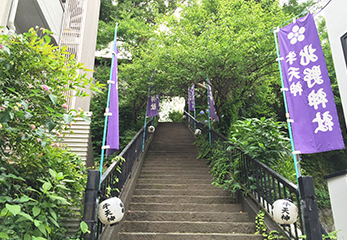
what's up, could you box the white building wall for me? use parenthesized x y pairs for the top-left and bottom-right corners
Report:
(37, 0), (64, 43)
(74, 0), (101, 112)
(0, 0), (12, 34)
(324, 0), (347, 130)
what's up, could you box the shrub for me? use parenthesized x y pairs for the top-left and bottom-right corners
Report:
(0, 27), (102, 239)
(168, 110), (183, 122)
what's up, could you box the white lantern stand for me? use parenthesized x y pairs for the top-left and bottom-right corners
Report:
(148, 125), (155, 133)
(98, 198), (125, 225)
(194, 129), (202, 136)
(272, 199), (298, 225)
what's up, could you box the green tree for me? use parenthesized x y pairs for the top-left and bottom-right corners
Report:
(118, 0), (290, 135)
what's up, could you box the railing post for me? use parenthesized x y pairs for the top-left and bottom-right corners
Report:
(83, 170), (100, 240)
(298, 176), (322, 240)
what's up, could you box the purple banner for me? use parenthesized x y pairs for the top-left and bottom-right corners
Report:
(278, 13), (344, 154)
(207, 79), (219, 121)
(106, 46), (119, 157)
(189, 84), (195, 111)
(146, 95), (160, 118)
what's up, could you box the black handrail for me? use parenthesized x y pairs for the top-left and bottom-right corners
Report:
(95, 119), (153, 238)
(184, 111), (304, 239)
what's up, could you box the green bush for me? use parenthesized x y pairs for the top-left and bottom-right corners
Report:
(0, 27), (101, 239)
(168, 110), (183, 122)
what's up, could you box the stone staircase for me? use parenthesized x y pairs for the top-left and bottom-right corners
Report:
(117, 122), (262, 240)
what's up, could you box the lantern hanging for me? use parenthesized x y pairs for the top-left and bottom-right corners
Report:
(272, 199), (298, 225)
(195, 129), (202, 136)
(98, 197), (125, 225)
(148, 126), (155, 133)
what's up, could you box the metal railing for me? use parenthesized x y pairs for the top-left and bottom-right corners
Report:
(184, 111), (304, 239)
(93, 119), (153, 238)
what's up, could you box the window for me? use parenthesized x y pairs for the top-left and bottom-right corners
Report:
(341, 32), (347, 68)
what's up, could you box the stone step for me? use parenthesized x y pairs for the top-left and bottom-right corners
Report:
(121, 221), (256, 234)
(140, 169), (210, 174)
(129, 203), (241, 212)
(142, 161), (207, 166)
(144, 157), (202, 161)
(126, 211), (250, 222)
(119, 232), (262, 240)
(131, 195), (234, 204)
(135, 183), (218, 190)
(133, 189), (229, 196)
(136, 178), (213, 184)
(138, 174), (212, 180)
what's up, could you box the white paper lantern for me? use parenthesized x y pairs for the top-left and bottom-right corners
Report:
(272, 199), (298, 225)
(194, 129), (202, 136)
(148, 126), (155, 133)
(98, 198), (125, 225)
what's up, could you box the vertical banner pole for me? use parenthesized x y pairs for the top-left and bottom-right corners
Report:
(99, 23), (118, 187)
(142, 115), (148, 152)
(206, 76), (211, 146)
(194, 107), (196, 132)
(142, 73), (154, 152)
(273, 30), (301, 181)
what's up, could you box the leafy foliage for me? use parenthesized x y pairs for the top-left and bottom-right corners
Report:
(168, 110), (183, 122)
(0, 28), (102, 239)
(229, 118), (291, 163)
(255, 210), (284, 239)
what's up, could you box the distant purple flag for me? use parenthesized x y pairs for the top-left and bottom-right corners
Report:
(278, 13), (344, 154)
(207, 79), (219, 121)
(106, 45), (119, 157)
(146, 95), (160, 117)
(189, 84), (195, 111)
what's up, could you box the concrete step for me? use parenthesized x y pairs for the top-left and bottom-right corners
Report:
(119, 232), (262, 240)
(133, 189), (230, 196)
(121, 221), (256, 234)
(126, 211), (250, 222)
(136, 178), (213, 184)
(142, 161), (207, 167)
(138, 174), (212, 180)
(131, 195), (234, 204)
(140, 169), (210, 174)
(135, 183), (218, 190)
(143, 157), (202, 161)
(112, 123), (259, 240)
(129, 203), (241, 212)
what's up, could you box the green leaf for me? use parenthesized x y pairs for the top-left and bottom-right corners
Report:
(80, 221), (90, 234)
(0, 232), (9, 239)
(18, 211), (34, 221)
(48, 94), (58, 105)
(32, 237), (47, 240)
(42, 182), (52, 193)
(48, 195), (70, 205)
(1, 208), (9, 217)
(81, 116), (91, 123)
(38, 223), (47, 236)
(0, 196), (11, 203)
(48, 169), (57, 178)
(34, 219), (41, 227)
(15, 216), (32, 223)
(20, 195), (32, 203)
(24, 111), (33, 119)
(24, 234), (31, 240)
(45, 119), (56, 132)
(32, 206), (41, 217)
(5, 204), (21, 216)
(63, 114), (73, 125)
(49, 208), (57, 221)
(48, 216), (59, 227)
